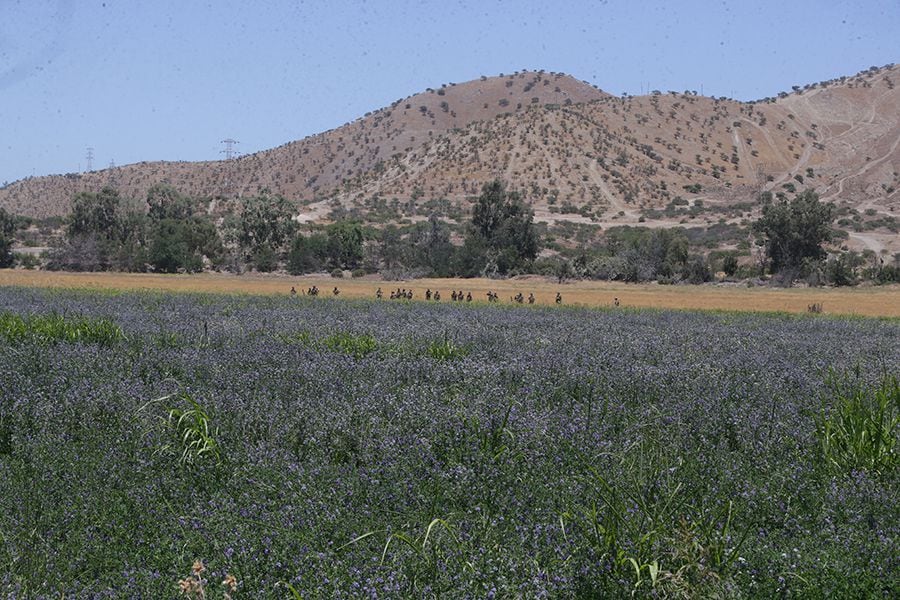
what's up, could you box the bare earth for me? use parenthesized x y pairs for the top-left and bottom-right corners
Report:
(1, 270), (897, 318)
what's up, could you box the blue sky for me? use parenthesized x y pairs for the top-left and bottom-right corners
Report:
(1, 0), (898, 185)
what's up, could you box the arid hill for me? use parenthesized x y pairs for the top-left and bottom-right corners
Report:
(2, 65), (898, 253)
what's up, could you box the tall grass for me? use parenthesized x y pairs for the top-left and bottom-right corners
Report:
(0, 311), (123, 345)
(141, 391), (224, 468)
(817, 369), (899, 475)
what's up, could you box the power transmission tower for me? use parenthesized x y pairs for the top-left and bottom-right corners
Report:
(220, 139), (239, 160)
(85, 147), (94, 172)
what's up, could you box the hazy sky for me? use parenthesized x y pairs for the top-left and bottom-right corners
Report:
(1, 0), (898, 184)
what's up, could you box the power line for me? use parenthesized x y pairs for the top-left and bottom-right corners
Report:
(85, 147), (94, 172)
(220, 138), (239, 160)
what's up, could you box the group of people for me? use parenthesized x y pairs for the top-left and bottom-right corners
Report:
(376, 287), (419, 300)
(511, 292), (536, 304)
(290, 285), (320, 296)
(289, 286), (631, 308)
(290, 285), (339, 297)
(375, 287), (560, 305)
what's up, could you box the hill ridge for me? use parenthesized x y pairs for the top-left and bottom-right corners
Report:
(1, 65), (898, 255)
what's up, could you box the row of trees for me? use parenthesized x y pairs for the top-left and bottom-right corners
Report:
(3, 181), (895, 285)
(35, 181), (541, 278)
(287, 181), (540, 278)
(48, 186), (223, 272)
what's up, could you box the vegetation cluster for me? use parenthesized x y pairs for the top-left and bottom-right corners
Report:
(0, 288), (896, 597)
(1, 178), (898, 286)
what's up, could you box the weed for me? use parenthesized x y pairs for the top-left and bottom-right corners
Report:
(816, 369), (899, 475)
(340, 517), (466, 588)
(575, 437), (747, 596)
(320, 332), (378, 359)
(425, 331), (470, 361)
(177, 559), (239, 599)
(0, 311), (124, 345)
(142, 391), (224, 468)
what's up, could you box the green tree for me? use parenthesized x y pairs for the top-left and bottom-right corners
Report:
(58, 188), (133, 271)
(722, 254), (738, 276)
(0, 207), (16, 268)
(408, 214), (455, 276)
(149, 219), (199, 273)
(69, 187), (123, 241)
(378, 225), (406, 272)
(147, 184), (194, 221)
(325, 221), (364, 270)
(148, 217), (222, 273)
(287, 232), (329, 275)
(238, 192), (296, 257)
(753, 190), (835, 274)
(466, 180), (540, 275)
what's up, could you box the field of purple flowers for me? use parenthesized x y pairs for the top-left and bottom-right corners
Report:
(0, 287), (897, 598)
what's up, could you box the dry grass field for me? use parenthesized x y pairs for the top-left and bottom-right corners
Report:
(1, 269), (897, 317)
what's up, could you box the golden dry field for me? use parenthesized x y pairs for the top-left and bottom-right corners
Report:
(1, 269), (897, 317)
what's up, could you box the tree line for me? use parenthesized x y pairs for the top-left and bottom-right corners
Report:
(0, 182), (896, 285)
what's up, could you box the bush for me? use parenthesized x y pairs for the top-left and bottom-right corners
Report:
(824, 253), (858, 286)
(722, 254), (738, 276)
(683, 255), (711, 284)
(14, 252), (41, 270)
(351, 268), (366, 278)
(320, 332), (377, 359)
(252, 246), (278, 273)
(330, 268), (344, 278)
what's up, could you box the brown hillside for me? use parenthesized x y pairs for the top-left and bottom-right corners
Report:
(0, 71), (605, 217)
(1, 65), (898, 252)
